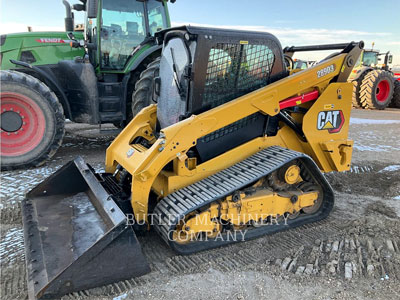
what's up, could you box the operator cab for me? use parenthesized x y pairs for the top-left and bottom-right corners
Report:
(56, 0), (172, 125)
(155, 26), (287, 162)
(361, 50), (380, 67)
(99, 0), (168, 70)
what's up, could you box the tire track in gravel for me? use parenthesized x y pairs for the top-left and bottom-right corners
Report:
(1, 161), (399, 299)
(276, 221), (400, 281)
(0, 194), (376, 299)
(58, 211), (350, 299)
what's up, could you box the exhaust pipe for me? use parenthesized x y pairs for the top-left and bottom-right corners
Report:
(62, 0), (74, 32)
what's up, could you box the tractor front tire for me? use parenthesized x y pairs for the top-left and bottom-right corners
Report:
(351, 72), (368, 108)
(131, 57), (160, 116)
(359, 70), (394, 110)
(0, 70), (65, 170)
(390, 80), (400, 108)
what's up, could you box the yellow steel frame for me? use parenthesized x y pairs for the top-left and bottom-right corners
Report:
(105, 52), (355, 223)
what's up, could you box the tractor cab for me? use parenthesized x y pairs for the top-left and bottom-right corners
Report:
(70, 0), (172, 71)
(93, 0), (169, 70)
(355, 49), (393, 70)
(360, 50), (379, 67)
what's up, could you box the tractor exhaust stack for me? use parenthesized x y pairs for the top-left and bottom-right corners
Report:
(62, 0), (74, 32)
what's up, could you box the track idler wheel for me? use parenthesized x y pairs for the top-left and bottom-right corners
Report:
(287, 211), (300, 219)
(267, 162), (301, 191)
(299, 182), (323, 214)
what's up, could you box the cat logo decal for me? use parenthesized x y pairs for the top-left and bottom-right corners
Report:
(317, 110), (344, 133)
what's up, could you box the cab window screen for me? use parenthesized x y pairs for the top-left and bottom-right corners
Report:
(203, 43), (275, 109)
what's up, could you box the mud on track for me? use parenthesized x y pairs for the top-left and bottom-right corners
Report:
(1, 110), (400, 300)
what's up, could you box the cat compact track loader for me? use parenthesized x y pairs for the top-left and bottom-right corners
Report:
(21, 26), (363, 299)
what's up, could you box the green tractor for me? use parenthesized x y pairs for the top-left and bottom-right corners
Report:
(349, 49), (394, 109)
(0, 0), (175, 170)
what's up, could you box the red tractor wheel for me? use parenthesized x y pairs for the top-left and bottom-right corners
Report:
(0, 71), (65, 170)
(359, 70), (394, 110)
(390, 80), (400, 108)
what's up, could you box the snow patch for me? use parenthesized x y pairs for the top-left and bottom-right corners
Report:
(0, 228), (25, 264)
(380, 165), (400, 172)
(0, 163), (105, 206)
(348, 165), (373, 173)
(352, 143), (396, 152)
(350, 118), (400, 125)
(113, 293), (128, 300)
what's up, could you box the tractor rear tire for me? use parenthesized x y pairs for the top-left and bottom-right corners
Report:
(131, 57), (160, 116)
(351, 72), (368, 108)
(0, 70), (65, 170)
(391, 80), (400, 108)
(359, 70), (394, 110)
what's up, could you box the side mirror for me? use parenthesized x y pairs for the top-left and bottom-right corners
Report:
(73, 4), (85, 11)
(67, 32), (76, 40)
(388, 55), (393, 64)
(87, 0), (98, 18)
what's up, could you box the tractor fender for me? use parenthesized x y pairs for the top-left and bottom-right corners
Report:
(351, 66), (373, 82)
(0, 34), (6, 46)
(127, 44), (162, 72)
(9, 59), (72, 119)
(57, 60), (99, 124)
(121, 45), (162, 121)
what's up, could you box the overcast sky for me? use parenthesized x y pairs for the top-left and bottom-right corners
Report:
(1, 0), (399, 64)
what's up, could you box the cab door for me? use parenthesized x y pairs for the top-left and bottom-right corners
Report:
(99, 0), (147, 71)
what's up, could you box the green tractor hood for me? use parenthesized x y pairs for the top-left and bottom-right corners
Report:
(1, 31), (85, 70)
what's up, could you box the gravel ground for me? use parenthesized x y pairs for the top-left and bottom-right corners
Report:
(1, 108), (400, 300)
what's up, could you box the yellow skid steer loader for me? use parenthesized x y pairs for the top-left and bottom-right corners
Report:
(21, 26), (363, 299)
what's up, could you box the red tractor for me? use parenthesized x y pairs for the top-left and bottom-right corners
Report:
(349, 49), (395, 110)
(390, 65), (400, 108)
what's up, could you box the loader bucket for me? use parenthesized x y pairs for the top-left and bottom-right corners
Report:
(21, 157), (150, 300)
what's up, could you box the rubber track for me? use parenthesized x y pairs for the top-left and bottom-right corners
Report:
(154, 146), (335, 254)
